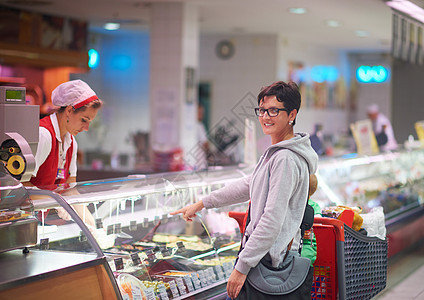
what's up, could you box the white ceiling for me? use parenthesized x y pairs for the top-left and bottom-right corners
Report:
(1, 0), (394, 53)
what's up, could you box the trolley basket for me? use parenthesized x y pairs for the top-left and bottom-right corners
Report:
(311, 217), (387, 300)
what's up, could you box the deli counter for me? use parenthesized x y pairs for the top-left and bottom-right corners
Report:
(1, 148), (424, 299)
(0, 165), (254, 299)
(314, 148), (424, 257)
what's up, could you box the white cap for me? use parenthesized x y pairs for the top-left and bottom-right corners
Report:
(367, 104), (379, 114)
(52, 80), (98, 109)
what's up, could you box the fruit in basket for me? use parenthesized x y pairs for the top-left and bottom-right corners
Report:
(322, 205), (363, 231)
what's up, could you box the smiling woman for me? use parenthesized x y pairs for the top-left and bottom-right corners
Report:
(255, 81), (300, 145)
(171, 81), (318, 300)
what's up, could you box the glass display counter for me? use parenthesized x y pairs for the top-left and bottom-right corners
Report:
(314, 148), (424, 258)
(2, 148), (423, 298)
(314, 148), (424, 221)
(24, 165), (254, 300)
(0, 164), (121, 299)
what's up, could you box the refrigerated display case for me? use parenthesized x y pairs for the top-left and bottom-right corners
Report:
(1, 148), (423, 299)
(314, 148), (424, 257)
(314, 148), (424, 218)
(1, 165), (253, 300)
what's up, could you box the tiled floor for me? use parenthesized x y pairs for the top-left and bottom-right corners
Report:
(375, 242), (424, 300)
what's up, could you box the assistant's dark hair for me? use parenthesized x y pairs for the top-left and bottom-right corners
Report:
(257, 81), (301, 125)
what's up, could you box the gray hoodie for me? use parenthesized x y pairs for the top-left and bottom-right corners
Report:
(202, 132), (318, 275)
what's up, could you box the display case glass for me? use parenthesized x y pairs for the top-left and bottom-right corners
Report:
(314, 148), (424, 220)
(29, 165), (254, 299)
(10, 148), (424, 299)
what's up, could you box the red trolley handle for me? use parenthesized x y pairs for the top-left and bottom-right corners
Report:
(313, 216), (345, 242)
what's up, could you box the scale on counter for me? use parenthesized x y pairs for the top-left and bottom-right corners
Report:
(0, 86), (38, 182)
(0, 86), (39, 253)
(0, 86), (26, 104)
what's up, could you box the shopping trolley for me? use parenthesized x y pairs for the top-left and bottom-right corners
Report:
(312, 216), (388, 300)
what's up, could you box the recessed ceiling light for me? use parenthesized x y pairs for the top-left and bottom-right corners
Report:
(326, 20), (341, 27)
(355, 30), (369, 37)
(104, 23), (120, 30)
(289, 7), (307, 14)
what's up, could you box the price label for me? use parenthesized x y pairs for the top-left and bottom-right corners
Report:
(132, 286), (143, 300)
(176, 278), (187, 295)
(114, 257), (124, 271)
(107, 225), (114, 235)
(95, 218), (103, 229)
(197, 271), (207, 288)
(129, 220), (137, 231)
(216, 271), (225, 281)
(183, 275), (195, 292)
(207, 268), (216, 283)
(168, 280), (180, 298)
(214, 265), (224, 273)
(176, 241), (186, 253)
(39, 238), (49, 250)
(144, 287), (156, 300)
(115, 223), (122, 233)
(191, 275), (201, 290)
(130, 253), (141, 266)
(79, 231), (87, 242)
(157, 284), (169, 300)
(145, 249), (155, 263)
(161, 248), (170, 257)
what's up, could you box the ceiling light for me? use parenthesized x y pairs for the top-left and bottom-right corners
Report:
(104, 22), (120, 30)
(385, 0), (424, 23)
(326, 20), (341, 27)
(355, 30), (369, 37)
(289, 7), (307, 14)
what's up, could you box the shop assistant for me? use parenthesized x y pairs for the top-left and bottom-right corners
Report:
(25, 80), (103, 226)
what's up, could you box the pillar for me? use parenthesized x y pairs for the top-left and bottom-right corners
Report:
(149, 2), (199, 171)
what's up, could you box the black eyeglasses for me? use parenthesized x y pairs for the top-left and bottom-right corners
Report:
(254, 107), (290, 117)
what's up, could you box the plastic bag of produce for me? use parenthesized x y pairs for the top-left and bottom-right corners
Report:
(361, 206), (386, 240)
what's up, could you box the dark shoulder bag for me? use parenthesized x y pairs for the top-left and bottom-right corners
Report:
(236, 199), (314, 299)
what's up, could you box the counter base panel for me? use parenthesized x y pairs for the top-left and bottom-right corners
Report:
(0, 249), (120, 300)
(387, 213), (424, 258)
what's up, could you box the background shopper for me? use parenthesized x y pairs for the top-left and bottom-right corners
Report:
(367, 103), (398, 151)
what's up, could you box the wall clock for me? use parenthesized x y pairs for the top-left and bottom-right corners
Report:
(215, 40), (235, 60)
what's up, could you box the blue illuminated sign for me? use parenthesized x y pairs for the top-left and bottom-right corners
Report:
(88, 49), (99, 69)
(356, 65), (388, 83)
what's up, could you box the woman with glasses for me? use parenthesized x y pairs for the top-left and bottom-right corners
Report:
(172, 81), (318, 299)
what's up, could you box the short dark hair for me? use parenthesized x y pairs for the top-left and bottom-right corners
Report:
(257, 81), (301, 125)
